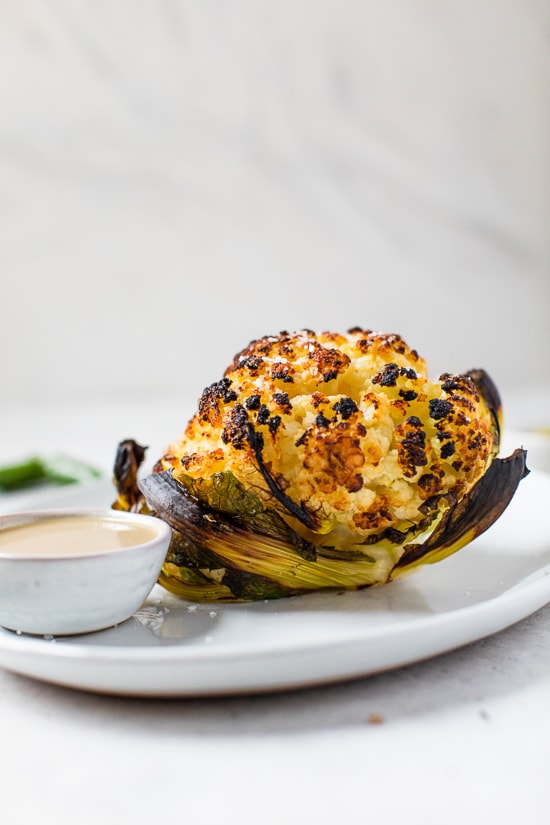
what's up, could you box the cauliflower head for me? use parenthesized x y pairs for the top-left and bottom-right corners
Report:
(159, 329), (496, 546)
(114, 328), (527, 601)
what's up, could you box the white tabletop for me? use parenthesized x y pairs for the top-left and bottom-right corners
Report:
(1, 400), (549, 825)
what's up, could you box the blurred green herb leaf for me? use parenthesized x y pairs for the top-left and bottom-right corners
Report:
(0, 454), (103, 492)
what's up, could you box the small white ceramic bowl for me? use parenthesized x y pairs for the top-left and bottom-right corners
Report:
(0, 508), (171, 636)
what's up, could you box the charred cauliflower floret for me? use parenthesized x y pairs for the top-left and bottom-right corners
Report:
(114, 328), (528, 602)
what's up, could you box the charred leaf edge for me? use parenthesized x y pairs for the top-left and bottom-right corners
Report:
(392, 447), (529, 576)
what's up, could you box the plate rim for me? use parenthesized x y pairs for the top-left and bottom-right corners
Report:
(0, 558), (549, 663)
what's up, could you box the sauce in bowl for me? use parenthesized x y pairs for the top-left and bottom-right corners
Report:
(0, 516), (159, 557)
(0, 509), (171, 635)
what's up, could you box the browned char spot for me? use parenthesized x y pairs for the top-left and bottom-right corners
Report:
(304, 431), (365, 493)
(308, 346), (351, 383)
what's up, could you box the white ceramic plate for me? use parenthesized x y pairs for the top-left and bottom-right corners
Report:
(0, 471), (549, 696)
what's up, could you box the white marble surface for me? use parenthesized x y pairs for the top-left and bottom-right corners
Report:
(1, 609), (549, 825)
(0, 1), (549, 410)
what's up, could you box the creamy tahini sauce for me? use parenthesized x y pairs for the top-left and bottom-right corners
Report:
(0, 516), (158, 557)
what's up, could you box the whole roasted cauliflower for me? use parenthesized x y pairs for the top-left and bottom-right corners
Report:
(114, 328), (528, 601)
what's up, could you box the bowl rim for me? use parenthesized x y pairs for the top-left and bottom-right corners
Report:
(0, 507), (171, 562)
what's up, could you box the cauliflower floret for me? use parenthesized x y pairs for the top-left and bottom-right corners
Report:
(157, 328), (497, 551)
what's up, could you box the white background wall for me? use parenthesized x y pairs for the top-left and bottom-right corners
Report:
(1, 1), (548, 420)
